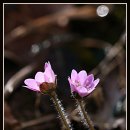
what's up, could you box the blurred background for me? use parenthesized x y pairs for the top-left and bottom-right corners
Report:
(4, 4), (126, 130)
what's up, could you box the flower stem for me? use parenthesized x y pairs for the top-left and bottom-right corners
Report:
(77, 99), (95, 130)
(49, 91), (72, 130)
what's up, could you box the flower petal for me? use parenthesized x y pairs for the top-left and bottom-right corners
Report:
(93, 78), (100, 88)
(87, 86), (96, 94)
(76, 87), (88, 97)
(71, 69), (78, 81)
(68, 77), (72, 85)
(78, 70), (87, 86)
(87, 78), (99, 93)
(43, 74), (48, 82)
(44, 62), (56, 83)
(35, 72), (45, 84)
(85, 74), (94, 86)
(44, 61), (51, 70)
(44, 68), (55, 83)
(68, 77), (76, 92)
(24, 79), (40, 91)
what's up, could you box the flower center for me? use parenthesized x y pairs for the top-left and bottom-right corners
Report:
(75, 80), (81, 87)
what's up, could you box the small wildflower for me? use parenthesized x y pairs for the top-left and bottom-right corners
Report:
(23, 62), (72, 130)
(68, 69), (100, 98)
(24, 61), (56, 94)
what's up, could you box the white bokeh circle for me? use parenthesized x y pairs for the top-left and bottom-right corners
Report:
(96, 5), (109, 17)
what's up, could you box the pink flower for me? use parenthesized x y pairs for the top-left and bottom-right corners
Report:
(24, 62), (56, 93)
(68, 69), (100, 97)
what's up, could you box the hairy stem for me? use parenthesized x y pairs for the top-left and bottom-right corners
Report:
(77, 99), (95, 130)
(49, 91), (72, 130)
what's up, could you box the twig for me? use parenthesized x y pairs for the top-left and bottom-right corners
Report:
(4, 63), (37, 99)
